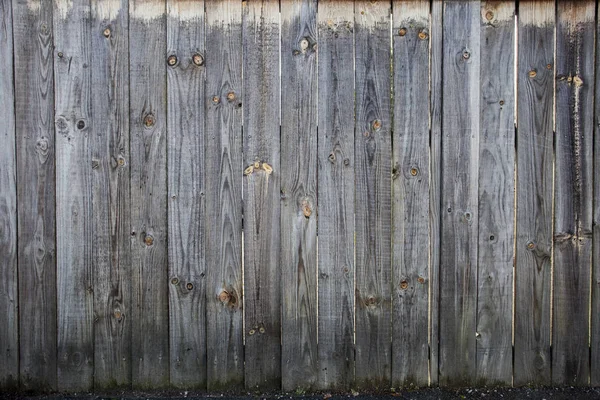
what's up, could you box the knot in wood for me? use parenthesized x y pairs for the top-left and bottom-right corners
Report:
(400, 280), (409, 290)
(219, 290), (231, 304)
(144, 234), (154, 246)
(301, 199), (312, 218)
(103, 27), (111, 38)
(186, 282), (193, 290)
(167, 55), (177, 66)
(418, 30), (428, 40)
(417, 276), (425, 284)
(398, 28), (407, 36)
(143, 114), (155, 128)
(192, 53), (204, 66)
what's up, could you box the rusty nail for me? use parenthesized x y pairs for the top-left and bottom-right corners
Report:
(145, 235), (154, 246)
(227, 92), (236, 101)
(499, 100), (505, 106)
(244, 165), (254, 175)
(186, 282), (193, 290)
(144, 114), (155, 127)
(372, 119), (382, 131)
(418, 31), (428, 40)
(463, 50), (470, 60)
(527, 241), (536, 250)
(410, 167), (418, 176)
(249, 329), (255, 336)
(171, 277), (179, 285)
(212, 96), (220, 104)
(167, 55), (177, 66)
(485, 11), (494, 21)
(400, 280), (408, 290)
(259, 327), (265, 334)
(103, 28), (111, 38)
(546, 64), (552, 70)
(398, 28), (407, 36)
(192, 53), (204, 66)
(529, 69), (537, 78)
(417, 276), (425, 284)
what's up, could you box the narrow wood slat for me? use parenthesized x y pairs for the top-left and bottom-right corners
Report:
(166, 0), (207, 389)
(90, 0), (131, 389)
(129, 0), (169, 388)
(53, 0), (94, 390)
(391, 0), (430, 388)
(281, 0), (318, 391)
(205, 0), (244, 389)
(242, 0), (281, 390)
(316, 0), (355, 391)
(593, 2), (600, 387)
(0, 0), (18, 389)
(514, 0), (554, 386)
(439, 0), (480, 386)
(13, 0), (57, 390)
(553, 0), (595, 386)
(476, 0), (515, 385)
(354, 0), (392, 389)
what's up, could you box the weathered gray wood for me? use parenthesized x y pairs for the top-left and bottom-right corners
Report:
(316, 0), (355, 391)
(553, 0), (595, 386)
(593, 2), (600, 387)
(166, 0), (206, 389)
(354, 0), (391, 389)
(13, 0), (57, 391)
(514, 0), (554, 386)
(90, 0), (131, 389)
(439, 0), (480, 386)
(129, 0), (169, 388)
(429, 0), (443, 386)
(391, 0), (430, 388)
(476, 0), (514, 385)
(0, 0), (18, 389)
(281, 0), (318, 391)
(205, 0), (244, 390)
(242, 0), (281, 390)
(53, 0), (94, 391)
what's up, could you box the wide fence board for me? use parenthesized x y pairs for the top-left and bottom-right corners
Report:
(391, 0), (430, 388)
(166, 0), (207, 389)
(281, 0), (318, 391)
(129, 0), (169, 388)
(514, 0), (554, 386)
(553, 0), (595, 386)
(242, 0), (280, 390)
(316, 0), (355, 391)
(90, 0), (131, 388)
(439, 0), (480, 386)
(476, 0), (515, 385)
(0, 0), (18, 389)
(354, 0), (392, 389)
(205, 0), (244, 390)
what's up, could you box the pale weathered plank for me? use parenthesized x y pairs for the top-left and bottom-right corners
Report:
(129, 0), (169, 388)
(391, 0), (430, 388)
(316, 0), (355, 391)
(439, 0), (480, 386)
(429, 0), (443, 386)
(553, 0), (595, 386)
(514, 0), (554, 386)
(281, 0), (318, 391)
(0, 0), (18, 389)
(476, 0), (514, 385)
(90, 0), (131, 389)
(166, 0), (207, 389)
(354, 0), (392, 389)
(205, 0), (244, 390)
(13, 0), (57, 391)
(242, 0), (281, 390)
(593, 1), (600, 387)
(53, 0), (94, 391)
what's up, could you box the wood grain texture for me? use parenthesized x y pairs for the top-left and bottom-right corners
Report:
(53, 0), (94, 391)
(553, 0), (595, 386)
(354, 0), (392, 389)
(129, 0), (169, 388)
(391, 0), (430, 388)
(316, 0), (355, 391)
(242, 0), (281, 390)
(281, 0), (318, 391)
(514, 1), (554, 386)
(13, 0), (57, 391)
(476, 0), (514, 385)
(593, 3), (600, 387)
(90, 0), (131, 389)
(439, 0), (480, 386)
(429, 0), (443, 386)
(205, 0), (243, 389)
(166, 0), (206, 389)
(0, 0), (18, 389)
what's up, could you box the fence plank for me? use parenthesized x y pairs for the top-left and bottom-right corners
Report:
(281, 0), (318, 391)
(205, 0), (244, 389)
(429, 0), (443, 385)
(316, 0), (355, 391)
(166, 0), (207, 389)
(53, 0), (94, 391)
(553, 0), (595, 386)
(354, 0), (392, 389)
(90, 0), (131, 389)
(13, 0), (57, 391)
(514, 0), (554, 386)
(593, 3), (600, 387)
(0, 0), (18, 389)
(439, 0), (480, 386)
(476, 0), (514, 385)
(129, 0), (169, 388)
(242, 0), (281, 390)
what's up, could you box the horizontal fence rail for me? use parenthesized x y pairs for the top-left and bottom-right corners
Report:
(1, 0), (600, 392)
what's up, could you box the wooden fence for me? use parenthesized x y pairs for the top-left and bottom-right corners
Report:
(1, 0), (599, 392)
